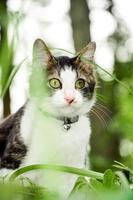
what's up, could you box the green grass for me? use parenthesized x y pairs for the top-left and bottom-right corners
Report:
(0, 161), (132, 200)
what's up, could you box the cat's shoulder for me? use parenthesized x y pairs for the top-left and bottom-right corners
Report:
(0, 106), (25, 134)
(0, 106), (27, 169)
(0, 106), (25, 153)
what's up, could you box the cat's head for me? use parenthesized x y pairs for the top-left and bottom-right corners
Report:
(32, 39), (96, 118)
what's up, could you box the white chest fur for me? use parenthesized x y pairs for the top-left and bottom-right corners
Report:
(20, 102), (91, 197)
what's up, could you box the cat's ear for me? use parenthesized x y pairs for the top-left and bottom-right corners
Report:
(76, 42), (96, 61)
(32, 39), (56, 67)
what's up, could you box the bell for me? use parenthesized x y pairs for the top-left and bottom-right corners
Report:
(63, 123), (71, 131)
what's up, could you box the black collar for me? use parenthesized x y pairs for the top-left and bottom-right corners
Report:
(38, 107), (79, 131)
(57, 116), (79, 131)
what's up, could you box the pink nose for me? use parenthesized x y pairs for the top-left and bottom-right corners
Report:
(65, 97), (75, 104)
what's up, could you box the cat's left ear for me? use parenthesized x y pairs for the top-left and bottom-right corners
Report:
(76, 42), (96, 61)
(32, 39), (56, 67)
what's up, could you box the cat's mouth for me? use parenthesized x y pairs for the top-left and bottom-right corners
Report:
(58, 102), (82, 110)
(54, 103), (84, 117)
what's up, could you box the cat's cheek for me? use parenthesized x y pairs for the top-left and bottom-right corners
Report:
(74, 92), (83, 107)
(52, 91), (66, 107)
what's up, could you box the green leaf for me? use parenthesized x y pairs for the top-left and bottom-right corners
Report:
(72, 176), (89, 192)
(69, 177), (90, 200)
(103, 169), (119, 190)
(89, 179), (103, 191)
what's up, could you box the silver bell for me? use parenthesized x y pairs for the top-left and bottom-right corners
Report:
(63, 123), (71, 131)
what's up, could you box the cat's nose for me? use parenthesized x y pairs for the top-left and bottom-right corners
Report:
(65, 97), (75, 104)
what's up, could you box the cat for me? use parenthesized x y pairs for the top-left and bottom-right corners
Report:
(0, 39), (96, 198)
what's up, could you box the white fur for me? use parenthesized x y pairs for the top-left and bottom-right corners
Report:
(20, 67), (95, 198)
(20, 103), (91, 198)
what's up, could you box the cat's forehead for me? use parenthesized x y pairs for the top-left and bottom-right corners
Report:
(60, 67), (77, 83)
(47, 56), (76, 78)
(56, 56), (77, 80)
(56, 56), (75, 67)
(47, 55), (94, 82)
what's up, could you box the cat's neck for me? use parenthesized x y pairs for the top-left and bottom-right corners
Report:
(20, 100), (85, 144)
(26, 99), (81, 131)
(37, 106), (79, 131)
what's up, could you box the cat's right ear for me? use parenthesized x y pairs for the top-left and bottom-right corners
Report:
(32, 39), (56, 67)
(76, 42), (96, 61)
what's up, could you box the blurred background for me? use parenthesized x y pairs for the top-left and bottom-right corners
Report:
(0, 0), (133, 172)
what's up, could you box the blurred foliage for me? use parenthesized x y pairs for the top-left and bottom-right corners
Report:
(0, 1), (23, 116)
(110, 77), (133, 140)
(0, 1), (12, 116)
(89, 1), (133, 172)
(0, 161), (132, 200)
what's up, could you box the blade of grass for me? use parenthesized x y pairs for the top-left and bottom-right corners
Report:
(113, 161), (133, 175)
(8, 164), (104, 182)
(51, 48), (75, 55)
(114, 161), (128, 168)
(1, 57), (27, 99)
(113, 165), (128, 171)
(113, 161), (130, 168)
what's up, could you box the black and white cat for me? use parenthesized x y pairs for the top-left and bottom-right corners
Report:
(0, 39), (96, 198)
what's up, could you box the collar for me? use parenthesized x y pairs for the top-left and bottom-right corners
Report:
(38, 107), (79, 131)
(57, 116), (79, 131)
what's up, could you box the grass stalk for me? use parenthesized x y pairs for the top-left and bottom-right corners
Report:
(9, 164), (104, 182)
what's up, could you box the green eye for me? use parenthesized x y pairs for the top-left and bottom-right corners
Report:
(49, 78), (62, 89)
(75, 79), (86, 89)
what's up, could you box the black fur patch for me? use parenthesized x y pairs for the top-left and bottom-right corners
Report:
(0, 106), (27, 169)
(55, 56), (77, 72)
(82, 82), (95, 99)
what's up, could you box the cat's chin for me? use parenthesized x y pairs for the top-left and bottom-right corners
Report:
(56, 107), (80, 118)
(49, 103), (93, 118)
(40, 104), (82, 118)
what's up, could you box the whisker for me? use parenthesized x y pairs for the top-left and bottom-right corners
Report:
(91, 109), (106, 128)
(95, 85), (101, 89)
(96, 94), (107, 104)
(91, 107), (108, 128)
(95, 102), (112, 114)
(94, 105), (112, 122)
